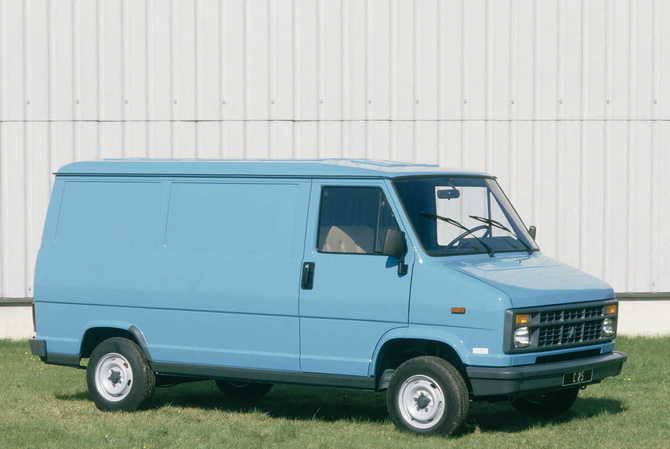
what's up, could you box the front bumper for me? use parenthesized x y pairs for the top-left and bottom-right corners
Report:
(466, 351), (627, 398)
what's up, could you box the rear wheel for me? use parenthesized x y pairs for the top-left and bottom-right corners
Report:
(215, 380), (273, 400)
(512, 388), (579, 414)
(387, 356), (469, 436)
(87, 337), (156, 411)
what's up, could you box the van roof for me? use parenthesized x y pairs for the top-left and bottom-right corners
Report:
(57, 158), (493, 179)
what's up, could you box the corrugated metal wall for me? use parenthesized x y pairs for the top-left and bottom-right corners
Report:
(0, 0), (669, 299)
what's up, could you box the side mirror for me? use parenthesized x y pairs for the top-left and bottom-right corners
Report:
(528, 226), (537, 240)
(383, 229), (408, 275)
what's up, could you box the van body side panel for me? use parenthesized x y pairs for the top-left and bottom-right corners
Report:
(34, 177), (311, 372)
(298, 180), (412, 376)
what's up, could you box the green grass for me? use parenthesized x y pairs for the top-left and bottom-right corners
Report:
(1, 337), (668, 449)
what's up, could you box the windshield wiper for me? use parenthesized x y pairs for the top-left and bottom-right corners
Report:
(469, 215), (535, 255)
(420, 212), (495, 257)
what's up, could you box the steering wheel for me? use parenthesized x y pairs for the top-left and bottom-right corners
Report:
(445, 224), (489, 248)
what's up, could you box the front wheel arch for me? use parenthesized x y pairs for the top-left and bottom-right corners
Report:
(373, 338), (468, 390)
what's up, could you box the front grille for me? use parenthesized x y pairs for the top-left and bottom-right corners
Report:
(538, 320), (603, 347)
(505, 299), (617, 353)
(540, 306), (604, 324)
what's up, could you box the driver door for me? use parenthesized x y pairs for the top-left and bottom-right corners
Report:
(298, 180), (412, 376)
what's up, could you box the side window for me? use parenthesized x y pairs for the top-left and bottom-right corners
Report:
(317, 187), (400, 254)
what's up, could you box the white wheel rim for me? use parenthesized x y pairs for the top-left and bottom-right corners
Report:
(95, 353), (134, 402)
(397, 374), (446, 430)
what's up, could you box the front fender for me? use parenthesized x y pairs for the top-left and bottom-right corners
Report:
(368, 325), (479, 376)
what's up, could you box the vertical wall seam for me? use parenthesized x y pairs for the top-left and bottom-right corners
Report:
(0, 0), (6, 121)
(0, 0), (7, 295)
(316, 0), (323, 157)
(460, 0), (467, 167)
(605, 0), (616, 280)
(484, 0), (491, 172)
(22, 0), (30, 293)
(365, 0), (372, 158)
(268, 0), (276, 157)
(508, 0), (517, 198)
(555, 0), (564, 258)
(650, 0), (660, 291)
(578, 0), (588, 271)
(291, 0), (298, 157)
(169, 0), (177, 156)
(146, 0), (154, 156)
(243, 0), (251, 153)
(241, 0), (247, 156)
(122, 0), (129, 157)
(96, 0), (105, 156)
(341, 0), (349, 158)
(389, 0), (397, 160)
(626, 0), (637, 290)
(194, 0), (201, 156)
(218, 2), (228, 158)
(530, 0), (540, 226)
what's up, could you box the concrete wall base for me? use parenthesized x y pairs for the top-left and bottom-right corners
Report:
(618, 298), (670, 337)
(0, 300), (34, 340)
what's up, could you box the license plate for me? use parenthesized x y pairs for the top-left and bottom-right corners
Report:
(562, 368), (593, 386)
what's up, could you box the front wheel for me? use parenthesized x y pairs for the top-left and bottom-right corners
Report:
(87, 337), (156, 411)
(387, 356), (469, 436)
(511, 388), (579, 414)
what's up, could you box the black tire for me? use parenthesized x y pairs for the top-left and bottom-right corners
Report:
(86, 337), (156, 411)
(215, 380), (273, 400)
(511, 388), (579, 414)
(387, 356), (469, 436)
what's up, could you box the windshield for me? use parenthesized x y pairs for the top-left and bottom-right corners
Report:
(393, 176), (538, 257)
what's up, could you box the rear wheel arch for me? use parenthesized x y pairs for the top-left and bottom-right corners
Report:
(80, 326), (151, 361)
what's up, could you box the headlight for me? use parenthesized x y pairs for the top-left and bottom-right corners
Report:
(514, 327), (530, 348)
(602, 318), (615, 336)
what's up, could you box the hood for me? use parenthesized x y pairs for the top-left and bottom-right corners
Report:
(440, 253), (614, 308)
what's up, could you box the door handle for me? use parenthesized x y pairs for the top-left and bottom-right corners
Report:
(301, 262), (315, 290)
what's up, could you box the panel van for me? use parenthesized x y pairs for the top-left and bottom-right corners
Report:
(30, 159), (626, 435)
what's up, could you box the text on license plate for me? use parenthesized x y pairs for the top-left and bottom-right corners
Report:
(562, 368), (594, 386)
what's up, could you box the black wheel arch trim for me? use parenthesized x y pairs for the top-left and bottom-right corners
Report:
(128, 325), (153, 361)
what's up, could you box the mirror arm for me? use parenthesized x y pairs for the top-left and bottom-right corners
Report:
(397, 259), (408, 275)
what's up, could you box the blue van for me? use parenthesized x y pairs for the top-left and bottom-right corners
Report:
(30, 159), (626, 435)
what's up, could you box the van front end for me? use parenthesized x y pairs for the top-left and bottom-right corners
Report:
(407, 253), (627, 405)
(392, 174), (627, 412)
(467, 297), (626, 401)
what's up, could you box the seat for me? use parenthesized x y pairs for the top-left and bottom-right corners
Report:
(322, 225), (375, 254)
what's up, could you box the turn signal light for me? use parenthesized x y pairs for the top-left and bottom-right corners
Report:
(605, 304), (617, 315)
(515, 314), (530, 325)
